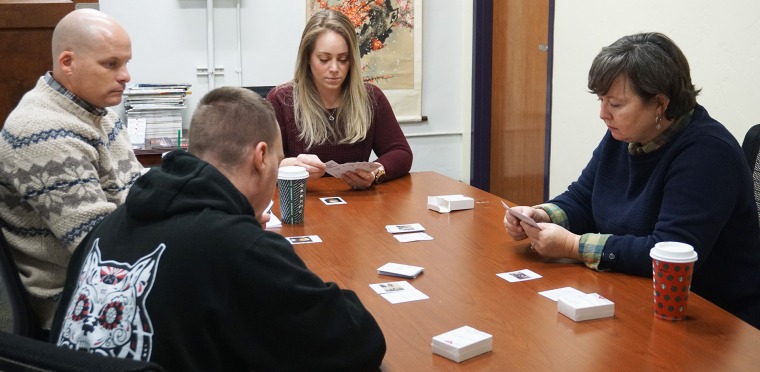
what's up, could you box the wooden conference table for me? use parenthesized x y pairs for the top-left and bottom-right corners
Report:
(134, 147), (181, 167)
(273, 172), (760, 371)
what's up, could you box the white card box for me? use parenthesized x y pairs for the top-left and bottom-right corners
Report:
(427, 195), (475, 213)
(558, 293), (615, 322)
(431, 326), (493, 363)
(377, 262), (424, 279)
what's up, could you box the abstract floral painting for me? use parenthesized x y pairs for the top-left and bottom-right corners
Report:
(308, 0), (422, 122)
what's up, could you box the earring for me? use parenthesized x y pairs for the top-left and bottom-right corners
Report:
(656, 115), (662, 130)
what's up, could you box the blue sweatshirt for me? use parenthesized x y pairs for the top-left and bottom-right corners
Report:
(551, 104), (760, 328)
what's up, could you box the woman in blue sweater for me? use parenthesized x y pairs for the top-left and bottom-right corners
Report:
(504, 32), (760, 329)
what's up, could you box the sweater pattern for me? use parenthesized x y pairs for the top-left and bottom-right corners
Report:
(0, 77), (144, 327)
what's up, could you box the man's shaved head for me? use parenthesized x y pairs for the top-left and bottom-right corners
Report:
(52, 9), (128, 61)
(50, 9), (132, 108)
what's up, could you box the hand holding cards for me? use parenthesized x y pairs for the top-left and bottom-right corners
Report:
(501, 201), (541, 229)
(324, 160), (380, 178)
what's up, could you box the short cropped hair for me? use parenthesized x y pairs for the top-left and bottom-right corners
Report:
(588, 32), (700, 120)
(189, 87), (278, 168)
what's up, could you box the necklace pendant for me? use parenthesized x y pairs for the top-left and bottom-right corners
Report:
(327, 107), (337, 121)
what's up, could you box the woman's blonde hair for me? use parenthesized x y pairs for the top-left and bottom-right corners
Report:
(293, 9), (372, 148)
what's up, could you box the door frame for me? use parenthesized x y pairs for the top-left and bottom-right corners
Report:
(469, 0), (493, 191)
(470, 0), (555, 201)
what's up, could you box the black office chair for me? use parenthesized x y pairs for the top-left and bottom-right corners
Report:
(741, 124), (760, 227)
(0, 230), (39, 338)
(0, 330), (164, 372)
(243, 85), (276, 99)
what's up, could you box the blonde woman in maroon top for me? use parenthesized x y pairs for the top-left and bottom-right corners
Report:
(267, 9), (412, 190)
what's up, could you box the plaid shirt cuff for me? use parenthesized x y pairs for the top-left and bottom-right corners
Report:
(579, 233), (611, 270)
(534, 203), (611, 270)
(534, 203), (569, 228)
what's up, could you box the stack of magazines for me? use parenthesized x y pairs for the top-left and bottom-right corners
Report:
(124, 83), (191, 147)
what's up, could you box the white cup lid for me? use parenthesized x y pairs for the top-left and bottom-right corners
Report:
(278, 165), (309, 180)
(650, 241), (698, 263)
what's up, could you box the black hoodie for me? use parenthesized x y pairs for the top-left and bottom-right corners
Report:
(51, 151), (386, 371)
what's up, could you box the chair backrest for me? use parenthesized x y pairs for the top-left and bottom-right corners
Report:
(741, 124), (760, 227)
(0, 330), (164, 372)
(243, 85), (276, 99)
(0, 230), (38, 338)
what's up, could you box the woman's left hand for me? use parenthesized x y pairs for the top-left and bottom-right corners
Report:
(524, 223), (581, 260)
(342, 169), (375, 190)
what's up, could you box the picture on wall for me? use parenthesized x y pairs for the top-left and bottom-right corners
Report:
(308, 0), (423, 122)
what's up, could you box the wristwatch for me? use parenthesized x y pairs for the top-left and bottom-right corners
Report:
(374, 167), (387, 184)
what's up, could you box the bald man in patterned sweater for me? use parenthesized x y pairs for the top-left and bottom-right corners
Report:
(0, 9), (143, 332)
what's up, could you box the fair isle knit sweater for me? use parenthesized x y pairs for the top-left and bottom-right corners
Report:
(0, 76), (143, 328)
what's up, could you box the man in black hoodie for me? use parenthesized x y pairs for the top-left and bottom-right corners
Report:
(50, 87), (386, 371)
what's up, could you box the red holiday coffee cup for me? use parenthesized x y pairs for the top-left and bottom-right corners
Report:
(650, 242), (698, 321)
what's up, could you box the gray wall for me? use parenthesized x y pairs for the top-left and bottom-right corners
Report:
(551, 0), (760, 197)
(101, 0), (473, 182)
(102, 1), (760, 196)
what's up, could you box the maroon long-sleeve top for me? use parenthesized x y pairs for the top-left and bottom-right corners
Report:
(267, 83), (413, 181)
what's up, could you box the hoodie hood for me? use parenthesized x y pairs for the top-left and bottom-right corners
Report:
(126, 150), (254, 220)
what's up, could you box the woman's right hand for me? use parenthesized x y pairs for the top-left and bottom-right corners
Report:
(282, 154), (326, 179)
(503, 206), (545, 240)
(503, 207), (581, 261)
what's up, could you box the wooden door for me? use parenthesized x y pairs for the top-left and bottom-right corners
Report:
(0, 1), (97, 129)
(489, 0), (550, 206)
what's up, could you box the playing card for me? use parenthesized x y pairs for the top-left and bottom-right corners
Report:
(320, 196), (347, 205)
(501, 201), (541, 229)
(286, 235), (322, 245)
(325, 160), (381, 178)
(394, 232), (434, 243)
(496, 269), (542, 282)
(385, 223), (425, 234)
(265, 213), (282, 229)
(369, 281), (429, 304)
(538, 287), (587, 301)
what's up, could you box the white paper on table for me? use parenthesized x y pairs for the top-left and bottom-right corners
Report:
(263, 200), (281, 229)
(394, 232), (433, 243)
(369, 281), (429, 304)
(496, 269), (542, 283)
(385, 223), (425, 234)
(265, 213), (281, 229)
(538, 287), (587, 301)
